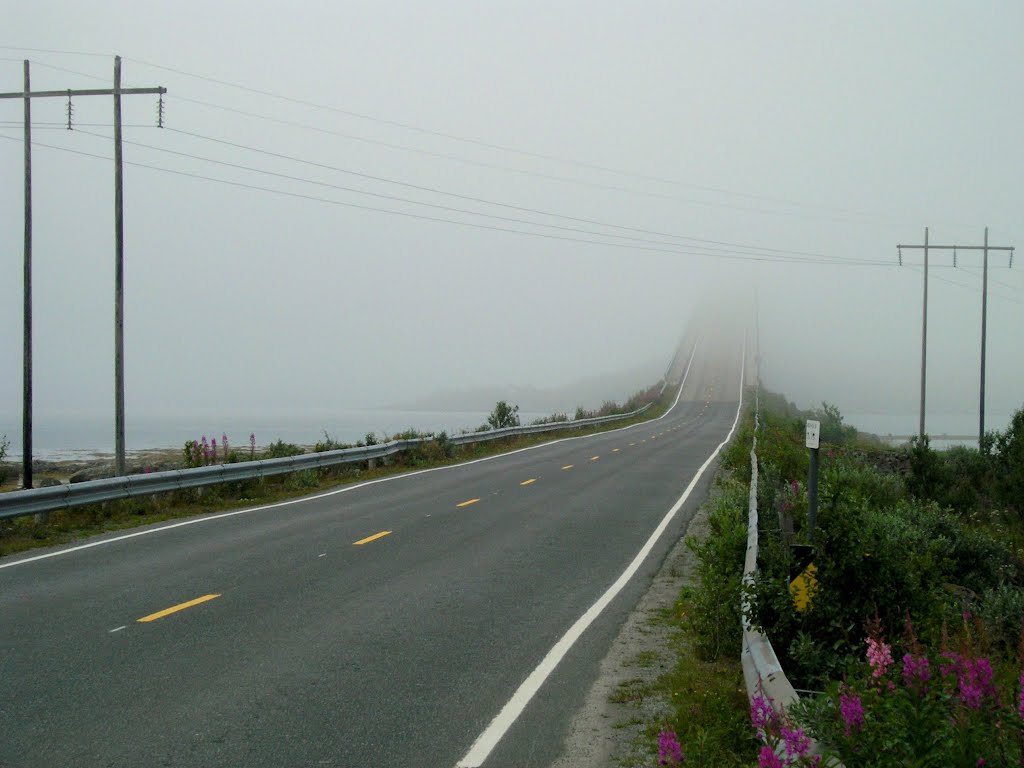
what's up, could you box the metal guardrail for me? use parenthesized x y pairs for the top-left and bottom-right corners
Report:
(0, 402), (654, 521)
(739, 387), (839, 764)
(740, 391), (800, 714)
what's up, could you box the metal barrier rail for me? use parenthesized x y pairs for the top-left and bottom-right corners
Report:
(739, 387), (838, 764)
(740, 393), (800, 713)
(0, 403), (653, 520)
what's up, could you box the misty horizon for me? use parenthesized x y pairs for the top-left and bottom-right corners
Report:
(2, 4), (1021, 456)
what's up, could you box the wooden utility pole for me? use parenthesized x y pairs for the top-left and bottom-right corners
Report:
(1, 57), (165, 479)
(898, 229), (1015, 446)
(21, 61), (32, 490)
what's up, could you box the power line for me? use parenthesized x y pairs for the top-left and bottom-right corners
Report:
(68, 126), (891, 266)
(3, 51), (963, 229)
(172, 93), (866, 223)
(159, 126), (847, 261)
(124, 55), (881, 214)
(0, 131), (891, 267)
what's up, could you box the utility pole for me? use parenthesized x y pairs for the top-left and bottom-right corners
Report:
(21, 61), (32, 491)
(897, 229), (1015, 446)
(1, 57), (165, 479)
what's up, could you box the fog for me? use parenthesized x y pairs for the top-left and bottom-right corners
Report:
(1, 3), (1021, 452)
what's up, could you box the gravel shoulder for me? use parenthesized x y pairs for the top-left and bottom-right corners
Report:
(550, 478), (718, 768)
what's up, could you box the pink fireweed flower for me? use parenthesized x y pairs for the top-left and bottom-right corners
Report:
(1018, 669), (1024, 719)
(781, 725), (811, 759)
(839, 691), (864, 736)
(750, 694), (776, 731)
(758, 745), (783, 768)
(866, 637), (894, 678)
(657, 730), (684, 765)
(942, 653), (996, 709)
(902, 653), (931, 694)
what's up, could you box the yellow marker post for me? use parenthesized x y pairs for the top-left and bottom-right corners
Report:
(790, 563), (817, 612)
(137, 594), (220, 623)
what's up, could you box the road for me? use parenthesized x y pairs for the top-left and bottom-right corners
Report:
(0, 334), (746, 768)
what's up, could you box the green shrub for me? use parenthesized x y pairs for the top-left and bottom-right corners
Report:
(487, 401), (520, 430)
(315, 431), (352, 453)
(266, 439), (304, 458)
(283, 470), (318, 490)
(686, 477), (749, 660)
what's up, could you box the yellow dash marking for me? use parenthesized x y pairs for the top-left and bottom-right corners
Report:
(629, 443), (636, 447)
(353, 530), (392, 546)
(612, 448), (620, 453)
(562, 465), (574, 470)
(590, 456), (600, 461)
(457, 498), (480, 507)
(137, 594), (220, 623)
(520, 479), (537, 486)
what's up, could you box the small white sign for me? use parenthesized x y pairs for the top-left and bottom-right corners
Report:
(806, 420), (821, 449)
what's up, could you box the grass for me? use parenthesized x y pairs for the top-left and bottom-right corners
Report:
(633, 595), (755, 767)
(0, 391), (677, 559)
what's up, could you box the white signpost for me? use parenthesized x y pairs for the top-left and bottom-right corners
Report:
(806, 420), (821, 450)
(806, 420), (821, 541)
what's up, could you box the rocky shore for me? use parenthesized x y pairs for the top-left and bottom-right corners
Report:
(0, 448), (185, 490)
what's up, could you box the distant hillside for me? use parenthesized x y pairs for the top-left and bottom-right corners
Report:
(390, 360), (666, 414)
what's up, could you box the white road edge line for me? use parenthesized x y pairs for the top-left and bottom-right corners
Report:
(0, 343), (699, 572)
(109, 626), (126, 633)
(454, 340), (744, 768)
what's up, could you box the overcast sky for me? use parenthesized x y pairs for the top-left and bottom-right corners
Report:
(2, 2), (1022, 449)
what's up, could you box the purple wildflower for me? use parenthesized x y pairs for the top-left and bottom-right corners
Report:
(839, 691), (864, 736)
(750, 694), (776, 731)
(942, 653), (996, 709)
(781, 725), (811, 759)
(902, 653), (931, 695)
(1018, 669), (1024, 719)
(657, 729), (684, 765)
(758, 744), (783, 768)
(867, 637), (893, 678)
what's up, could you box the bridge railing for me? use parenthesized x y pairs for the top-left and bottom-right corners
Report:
(0, 403), (654, 521)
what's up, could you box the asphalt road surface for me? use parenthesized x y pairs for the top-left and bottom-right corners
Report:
(0, 336), (746, 768)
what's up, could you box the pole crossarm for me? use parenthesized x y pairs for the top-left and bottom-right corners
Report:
(0, 87), (165, 99)
(897, 244), (1013, 252)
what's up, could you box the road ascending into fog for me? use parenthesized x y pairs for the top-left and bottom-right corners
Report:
(0, 333), (746, 768)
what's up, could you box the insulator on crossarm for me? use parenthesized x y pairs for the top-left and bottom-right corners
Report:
(157, 93), (165, 128)
(66, 89), (73, 131)
(898, 247), (902, 267)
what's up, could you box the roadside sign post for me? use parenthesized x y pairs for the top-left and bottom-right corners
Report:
(806, 420), (820, 542)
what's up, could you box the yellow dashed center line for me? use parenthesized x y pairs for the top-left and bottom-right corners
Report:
(562, 465), (574, 470)
(457, 498), (481, 507)
(520, 479), (537, 486)
(353, 530), (392, 545)
(612, 448), (620, 453)
(590, 456), (600, 461)
(629, 443), (636, 447)
(137, 594), (220, 623)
